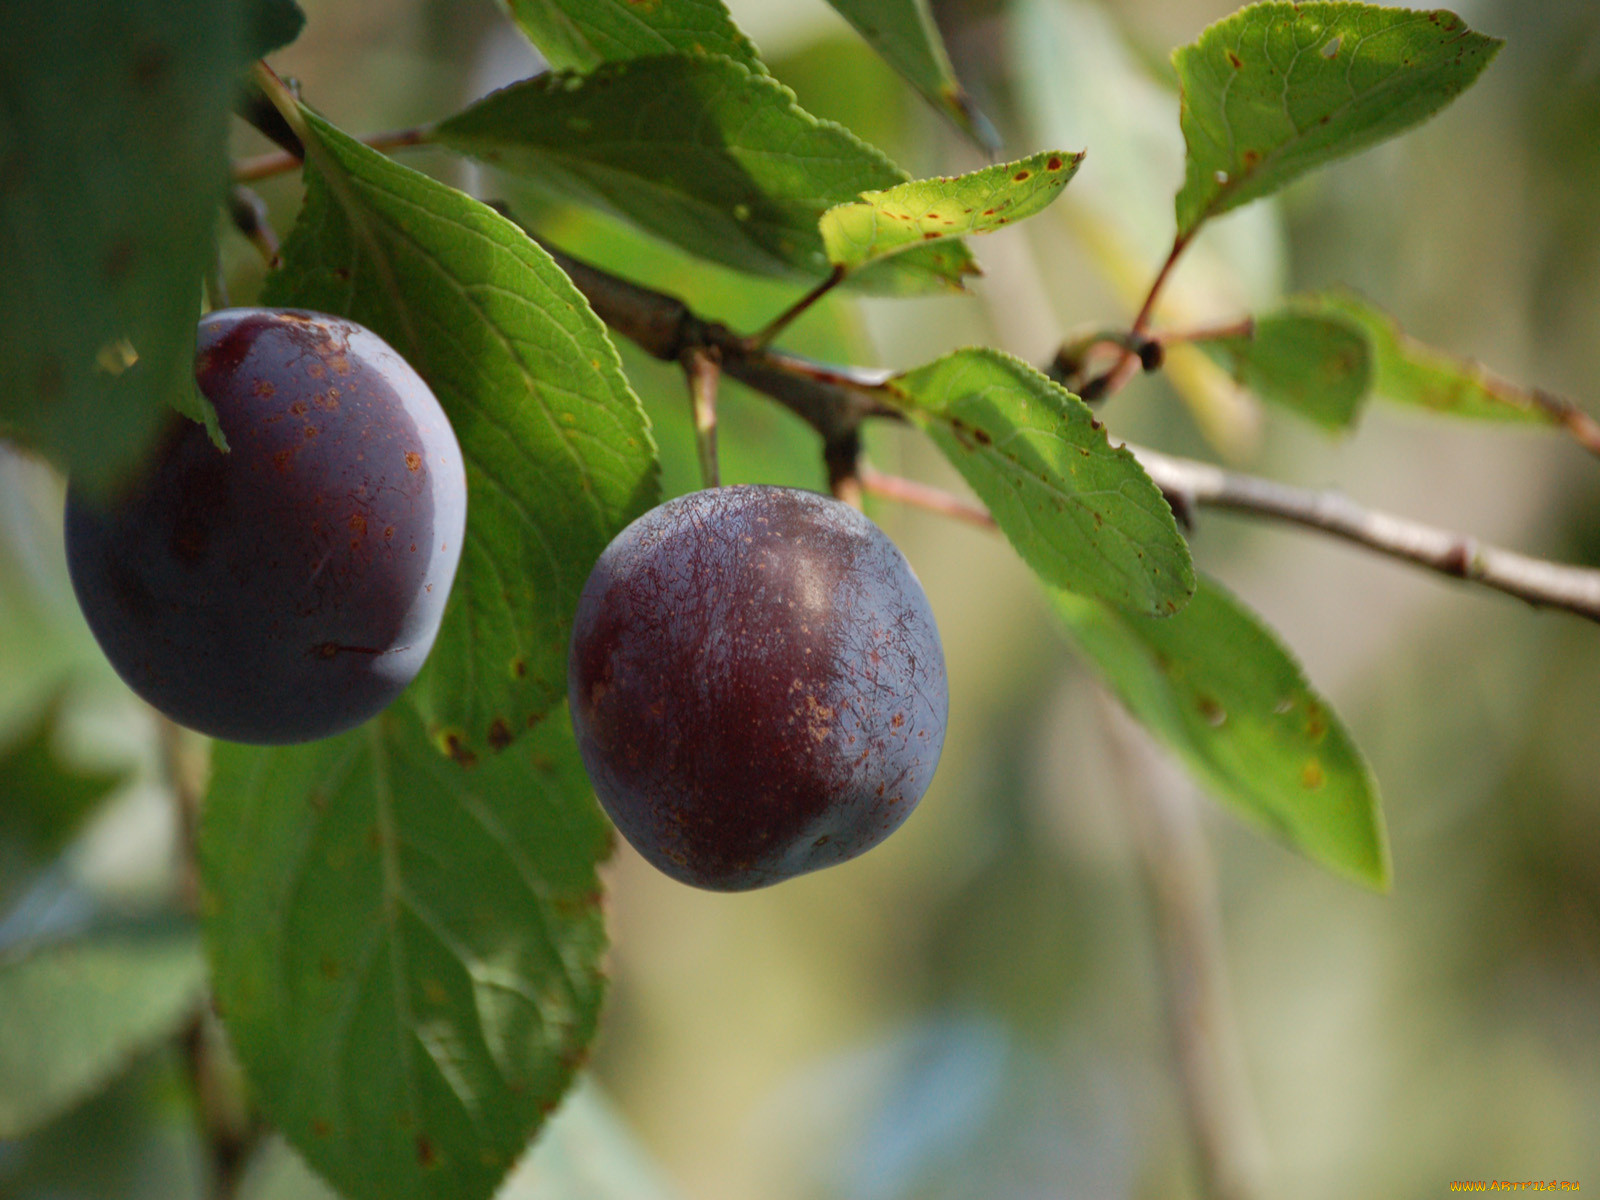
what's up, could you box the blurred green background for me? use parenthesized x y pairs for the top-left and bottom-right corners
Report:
(3, 0), (1598, 1196)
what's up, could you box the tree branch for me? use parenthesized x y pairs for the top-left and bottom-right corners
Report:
(1132, 445), (1600, 622)
(527, 232), (1600, 624)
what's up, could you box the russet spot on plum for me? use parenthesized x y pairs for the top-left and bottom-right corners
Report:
(65, 308), (467, 744)
(568, 485), (948, 891)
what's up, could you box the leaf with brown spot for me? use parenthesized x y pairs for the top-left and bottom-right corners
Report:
(0, 0), (299, 494)
(884, 348), (1193, 615)
(1049, 574), (1388, 888)
(435, 55), (975, 295)
(1191, 307), (1373, 430)
(820, 150), (1081, 272)
(265, 108), (659, 755)
(1302, 288), (1564, 425)
(202, 705), (611, 1200)
(1174, 3), (1501, 237)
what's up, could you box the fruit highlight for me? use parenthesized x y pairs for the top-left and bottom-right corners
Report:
(568, 485), (948, 890)
(65, 309), (467, 744)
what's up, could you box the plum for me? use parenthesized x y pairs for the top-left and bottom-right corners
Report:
(64, 308), (466, 744)
(568, 485), (947, 891)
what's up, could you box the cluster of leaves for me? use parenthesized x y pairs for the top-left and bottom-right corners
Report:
(0, 1), (1543, 1197)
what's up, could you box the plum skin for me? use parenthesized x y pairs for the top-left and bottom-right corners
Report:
(567, 485), (948, 891)
(64, 308), (467, 744)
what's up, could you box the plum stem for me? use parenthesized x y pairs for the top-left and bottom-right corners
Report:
(683, 346), (722, 489)
(825, 431), (864, 510)
(227, 185), (281, 269)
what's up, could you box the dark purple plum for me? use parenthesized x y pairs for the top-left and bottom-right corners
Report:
(568, 485), (947, 891)
(65, 308), (466, 744)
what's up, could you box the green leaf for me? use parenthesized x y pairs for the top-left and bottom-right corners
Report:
(820, 150), (1083, 272)
(247, 0), (306, 57)
(433, 55), (978, 296)
(821, 0), (995, 149)
(239, 1077), (685, 1200)
(171, 369), (229, 452)
(501, 0), (762, 74)
(1305, 289), (1555, 423)
(202, 705), (611, 1200)
(1173, 3), (1501, 238)
(0, 1054), (205, 1200)
(0, 0), (271, 496)
(0, 451), (108, 727)
(0, 696), (129, 900)
(1050, 575), (1389, 888)
(264, 107), (659, 755)
(1191, 309), (1373, 429)
(884, 349), (1194, 615)
(0, 927), (206, 1139)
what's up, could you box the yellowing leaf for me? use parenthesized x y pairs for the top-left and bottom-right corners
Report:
(820, 150), (1082, 271)
(434, 55), (977, 295)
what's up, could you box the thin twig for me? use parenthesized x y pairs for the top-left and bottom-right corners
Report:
(526, 234), (1600, 623)
(232, 125), (430, 182)
(741, 266), (846, 351)
(158, 716), (205, 915)
(181, 1012), (256, 1200)
(682, 346), (722, 489)
(1532, 390), (1600, 461)
(860, 467), (996, 530)
(1081, 232), (1192, 401)
(1156, 317), (1256, 346)
(1132, 233), (1191, 337)
(1100, 697), (1269, 1200)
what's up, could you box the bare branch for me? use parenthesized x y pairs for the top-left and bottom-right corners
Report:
(1132, 445), (1600, 622)
(527, 233), (1600, 623)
